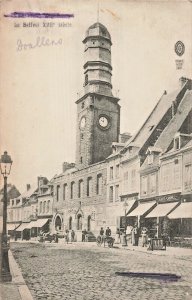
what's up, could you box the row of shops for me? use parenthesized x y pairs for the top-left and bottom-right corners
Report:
(7, 198), (192, 247)
(7, 218), (50, 240)
(121, 197), (192, 246)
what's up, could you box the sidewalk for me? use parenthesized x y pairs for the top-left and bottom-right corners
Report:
(0, 251), (33, 300)
(118, 243), (192, 257)
(54, 239), (192, 257)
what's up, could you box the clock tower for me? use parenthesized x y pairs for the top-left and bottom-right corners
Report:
(76, 22), (120, 167)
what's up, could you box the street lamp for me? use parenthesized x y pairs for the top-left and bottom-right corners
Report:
(0, 151), (13, 282)
(122, 200), (129, 246)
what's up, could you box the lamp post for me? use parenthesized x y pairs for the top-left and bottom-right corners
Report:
(0, 151), (13, 282)
(122, 200), (129, 246)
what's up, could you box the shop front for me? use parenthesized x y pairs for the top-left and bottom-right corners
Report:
(119, 195), (138, 231)
(127, 201), (156, 229)
(30, 218), (50, 238)
(15, 223), (31, 240)
(167, 201), (192, 247)
(145, 201), (179, 239)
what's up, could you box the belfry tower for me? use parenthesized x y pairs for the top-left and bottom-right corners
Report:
(76, 22), (120, 167)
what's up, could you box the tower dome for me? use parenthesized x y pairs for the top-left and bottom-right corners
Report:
(82, 22), (113, 96)
(84, 22), (111, 43)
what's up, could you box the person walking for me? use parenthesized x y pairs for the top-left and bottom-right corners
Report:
(99, 227), (104, 243)
(71, 229), (75, 242)
(105, 227), (111, 237)
(65, 229), (69, 244)
(115, 228), (121, 244)
(82, 229), (87, 242)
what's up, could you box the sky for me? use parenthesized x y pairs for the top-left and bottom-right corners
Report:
(0, 0), (192, 192)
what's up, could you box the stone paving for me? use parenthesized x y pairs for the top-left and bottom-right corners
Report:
(11, 242), (192, 300)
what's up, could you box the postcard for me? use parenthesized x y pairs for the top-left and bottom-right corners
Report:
(0, 0), (192, 299)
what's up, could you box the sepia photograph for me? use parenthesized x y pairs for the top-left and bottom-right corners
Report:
(0, 0), (192, 299)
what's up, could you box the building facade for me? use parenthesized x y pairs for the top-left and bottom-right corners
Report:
(10, 23), (192, 244)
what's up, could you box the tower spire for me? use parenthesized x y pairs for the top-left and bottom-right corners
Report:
(97, 0), (100, 22)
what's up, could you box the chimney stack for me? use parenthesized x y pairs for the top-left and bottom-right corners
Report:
(63, 162), (75, 173)
(26, 184), (31, 191)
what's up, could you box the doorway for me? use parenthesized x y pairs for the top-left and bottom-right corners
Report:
(55, 215), (62, 231)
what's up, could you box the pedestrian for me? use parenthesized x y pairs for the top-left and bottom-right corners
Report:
(71, 229), (75, 242)
(65, 229), (69, 244)
(115, 228), (121, 244)
(141, 227), (148, 247)
(132, 223), (139, 246)
(82, 229), (87, 242)
(100, 227), (104, 243)
(105, 227), (111, 237)
(126, 224), (133, 244)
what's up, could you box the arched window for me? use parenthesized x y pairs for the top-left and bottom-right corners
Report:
(63, 183), (67, 200)
(71, 182), (75, 199)
(56, 185), (60, 201)
(47, 200), (50, 213)
(77, 214), (82, 230)
(78, 180), (83, 198)
(43, 201), (46, 214)
(69, 216), (72, 230)
(87, 177), (92, 197)
(96, 174), (102, 195)
(55, 215), (62, 231)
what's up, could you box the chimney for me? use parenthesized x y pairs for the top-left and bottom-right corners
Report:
(26, 184), (31, 191)
(63, 162), (75, 173)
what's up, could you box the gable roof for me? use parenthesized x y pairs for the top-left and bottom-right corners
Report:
(154, 90), (192, 152)
(20, 184), (38, 199)
(124, 78), (192, 153)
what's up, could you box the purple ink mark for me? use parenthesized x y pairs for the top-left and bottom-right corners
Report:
(4, 12), (74, 19)
(115, 272), (181, 282)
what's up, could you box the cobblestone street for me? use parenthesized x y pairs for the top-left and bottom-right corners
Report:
(11, 242), (192, 300)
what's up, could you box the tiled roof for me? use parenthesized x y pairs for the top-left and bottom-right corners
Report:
(182, 138), (192, 149)
(154, 90), (192, 152)
(130, 89), (180, 146)
(20, 184), (38, 198)
(124, 81), (191, 151)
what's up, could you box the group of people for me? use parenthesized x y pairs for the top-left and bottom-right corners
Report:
(64, 229), (75, 243)
(112, 224), (149, 247)
(99, 226), (112, 239)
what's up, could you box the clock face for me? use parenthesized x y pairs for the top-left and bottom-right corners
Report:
(99, 116), (109, 128)
(80, 117), (86, 129)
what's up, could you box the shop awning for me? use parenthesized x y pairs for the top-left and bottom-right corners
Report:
(145, 202), (179, 218)
(126, 199), (137, 215)
(15, 223), (31, 231)
(7, 224), (20, 231)
(30, 218), (49, 228)
(168, 202), (192, 219)
(127, 201), (156, 217)
(24, 221), (37, 229)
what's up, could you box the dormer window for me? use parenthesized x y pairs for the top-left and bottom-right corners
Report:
(129, 147), (133, 154)
(174, 137), (180, 150)
(148, 153), (154, 165)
